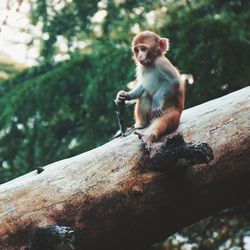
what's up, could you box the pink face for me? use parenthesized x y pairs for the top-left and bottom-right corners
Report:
(133, 44), (152, 66)
(133, 38), (168, 66)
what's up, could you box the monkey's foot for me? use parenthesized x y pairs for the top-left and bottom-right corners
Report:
(134, 123), (146, 129)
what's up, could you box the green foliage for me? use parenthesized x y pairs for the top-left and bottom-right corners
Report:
(0, 0), (250, 249)
(160, 0), (250, 107)
(0, 44), (134, 182)
(31, 0), (99, 61)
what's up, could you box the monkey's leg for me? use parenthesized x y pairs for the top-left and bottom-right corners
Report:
(134, 94), (151, 129)
(143, 108), (181, 144)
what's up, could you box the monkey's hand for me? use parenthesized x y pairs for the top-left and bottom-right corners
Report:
(151, 101), (163, 119)
(151, 95), (164, 119)
(115, 91), (131, 104)
(151, 107), (163, 119)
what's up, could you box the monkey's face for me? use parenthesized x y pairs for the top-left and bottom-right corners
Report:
(132, 32), (169, 67)
(133, 44), (155, 66)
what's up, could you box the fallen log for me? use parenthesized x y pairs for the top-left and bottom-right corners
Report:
(0, 87), (249, 250)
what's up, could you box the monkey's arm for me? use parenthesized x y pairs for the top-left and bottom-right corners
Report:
(115, 84), (144, 104)
(151, 80), (179, 118)
(128, 84), (145, 99)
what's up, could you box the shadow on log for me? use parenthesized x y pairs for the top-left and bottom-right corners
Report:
(0, 87), (249, 250)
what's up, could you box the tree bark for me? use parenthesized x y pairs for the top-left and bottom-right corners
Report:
(0, 87), (249, 250)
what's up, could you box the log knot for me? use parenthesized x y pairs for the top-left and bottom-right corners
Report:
(29, 225), (75, 250)
(147, 133), (214, 170)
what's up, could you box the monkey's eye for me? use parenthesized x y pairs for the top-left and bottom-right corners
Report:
(140, 46), (147, 52)
(134, 47), (139, 53)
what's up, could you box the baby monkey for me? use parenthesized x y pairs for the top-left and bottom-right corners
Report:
(115, 31), (185, 145)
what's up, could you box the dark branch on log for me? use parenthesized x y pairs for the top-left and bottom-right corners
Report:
(115, 101), (127, 137)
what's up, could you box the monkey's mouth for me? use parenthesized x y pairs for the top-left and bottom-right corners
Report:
(140, 59), (151, 66)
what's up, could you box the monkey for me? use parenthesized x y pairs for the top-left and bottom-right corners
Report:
(115, 31), (185, 145)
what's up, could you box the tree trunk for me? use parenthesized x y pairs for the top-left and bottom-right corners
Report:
(0, 87), (249, 250)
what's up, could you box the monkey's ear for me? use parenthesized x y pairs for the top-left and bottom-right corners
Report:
(159, 38), (169, 53)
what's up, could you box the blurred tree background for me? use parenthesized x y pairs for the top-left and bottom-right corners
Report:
(0, 0), (249, 249)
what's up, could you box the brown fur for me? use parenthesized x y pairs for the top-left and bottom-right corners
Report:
(133, 32), (185, 143)
(116, 31), (185, 145)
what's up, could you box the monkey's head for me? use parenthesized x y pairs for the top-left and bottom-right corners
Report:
(132, 31), (169, 66)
